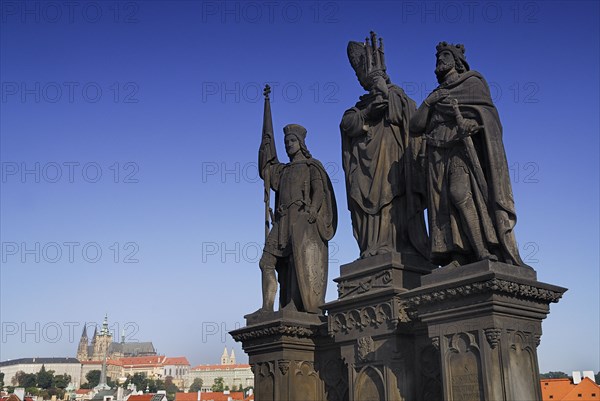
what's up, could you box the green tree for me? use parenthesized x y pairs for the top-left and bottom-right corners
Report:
(188, 378), (203, 392)
(596, 372), (600, 384)
(53, 374), (71, 389)
(85, 370), (101, 388)
(211, 377), (224, 392)
(16, 371), (37, 388)
(164, 376), (179, 401)
(130, 373), (148, 392)
(0, 372), (4, 387)
(540, 371), (569, 379)
(36, 365), (55, 389)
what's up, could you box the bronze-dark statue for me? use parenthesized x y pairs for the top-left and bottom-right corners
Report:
(341, 32), (428, 260)
(256, 85), (337, 314)
(410, 42), (526, 267)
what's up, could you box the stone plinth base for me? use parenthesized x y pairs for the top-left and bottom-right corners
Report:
(230, 311), (327, 401)
(323, 253), (436, 401)
(404, 260), (567, 401)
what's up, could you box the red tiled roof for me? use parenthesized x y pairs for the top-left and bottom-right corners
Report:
(127, 395), (154, 401)
(120, 356), (166, 366)
(174, 393), (198, 401)
(191, 364), (250, 371)
(197, 392), (244, 401)
(0, 396), (35, 401)
(81, 360), (123, 366)
(75, 390), (93, 395)
(562, 378), (600, 401)
(541, 377), (600, 401)
(163, 357), (190, 366)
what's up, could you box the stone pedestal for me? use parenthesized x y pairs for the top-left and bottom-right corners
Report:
(404, 260), (567, 401)
(230, 310), (328, 401)
(323, 253), (435, 401)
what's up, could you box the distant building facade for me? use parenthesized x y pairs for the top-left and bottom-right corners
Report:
(0, 358), (82, 388)
(80, 360), (123, 384)
(161, 358), (191, 389)
(77, 316), (156, 361)
(188, 348), (253, 392)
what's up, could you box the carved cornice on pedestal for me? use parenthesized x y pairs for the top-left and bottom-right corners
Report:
(406, 278), (565, 307)
(231, 320), (319, 342)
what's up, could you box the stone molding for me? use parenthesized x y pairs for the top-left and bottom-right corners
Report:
(231, 322), (317, 342)
(407, 278), (564, 306)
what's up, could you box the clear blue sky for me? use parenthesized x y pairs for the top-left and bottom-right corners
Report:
(1, 1), (598, 374)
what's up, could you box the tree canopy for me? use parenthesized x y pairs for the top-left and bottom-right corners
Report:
(188, 378), (203, 392)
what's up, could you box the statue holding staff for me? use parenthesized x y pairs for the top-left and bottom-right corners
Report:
(256, 85), (337, 314)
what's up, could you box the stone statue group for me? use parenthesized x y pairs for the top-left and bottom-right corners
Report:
(255, 33), (527, 315)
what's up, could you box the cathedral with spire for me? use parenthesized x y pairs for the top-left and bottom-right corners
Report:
(76, 315), (157, 361)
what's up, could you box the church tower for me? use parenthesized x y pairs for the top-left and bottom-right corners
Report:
(228, 349), (236, 365)
(76, 325), (89, 361)
(220, 347), (229, 365)
(92, 314), (113, 360)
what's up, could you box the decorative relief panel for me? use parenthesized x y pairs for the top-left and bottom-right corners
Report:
(337, 269), (393, 298)
(447, 333), (484, 401)
(356, 336), (375, 362)
(330, 298), (410, 335)
(484, 328), (502, 349)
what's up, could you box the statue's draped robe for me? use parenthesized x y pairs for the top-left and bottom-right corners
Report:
(341, 84), (428, 259)
(259, 146), (337, 313)
(424, 71), (525, 266)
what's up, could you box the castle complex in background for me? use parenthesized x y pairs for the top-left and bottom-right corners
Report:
(76, 315), (157, 361)
(1, 316), (251, 393)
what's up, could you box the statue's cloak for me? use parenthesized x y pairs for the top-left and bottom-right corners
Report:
(340, 84), (428, 258)
(268, 158), (337, 313)
(431, 71), (525, 266)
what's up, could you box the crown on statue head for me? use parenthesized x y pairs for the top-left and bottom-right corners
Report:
(436, 41), (465, 57)
(435, 41), (470, 72)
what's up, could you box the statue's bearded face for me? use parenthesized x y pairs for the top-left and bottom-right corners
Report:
(435, 50), (456, 81)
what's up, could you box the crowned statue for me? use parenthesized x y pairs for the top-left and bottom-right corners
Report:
(410, 42), (527, 267)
